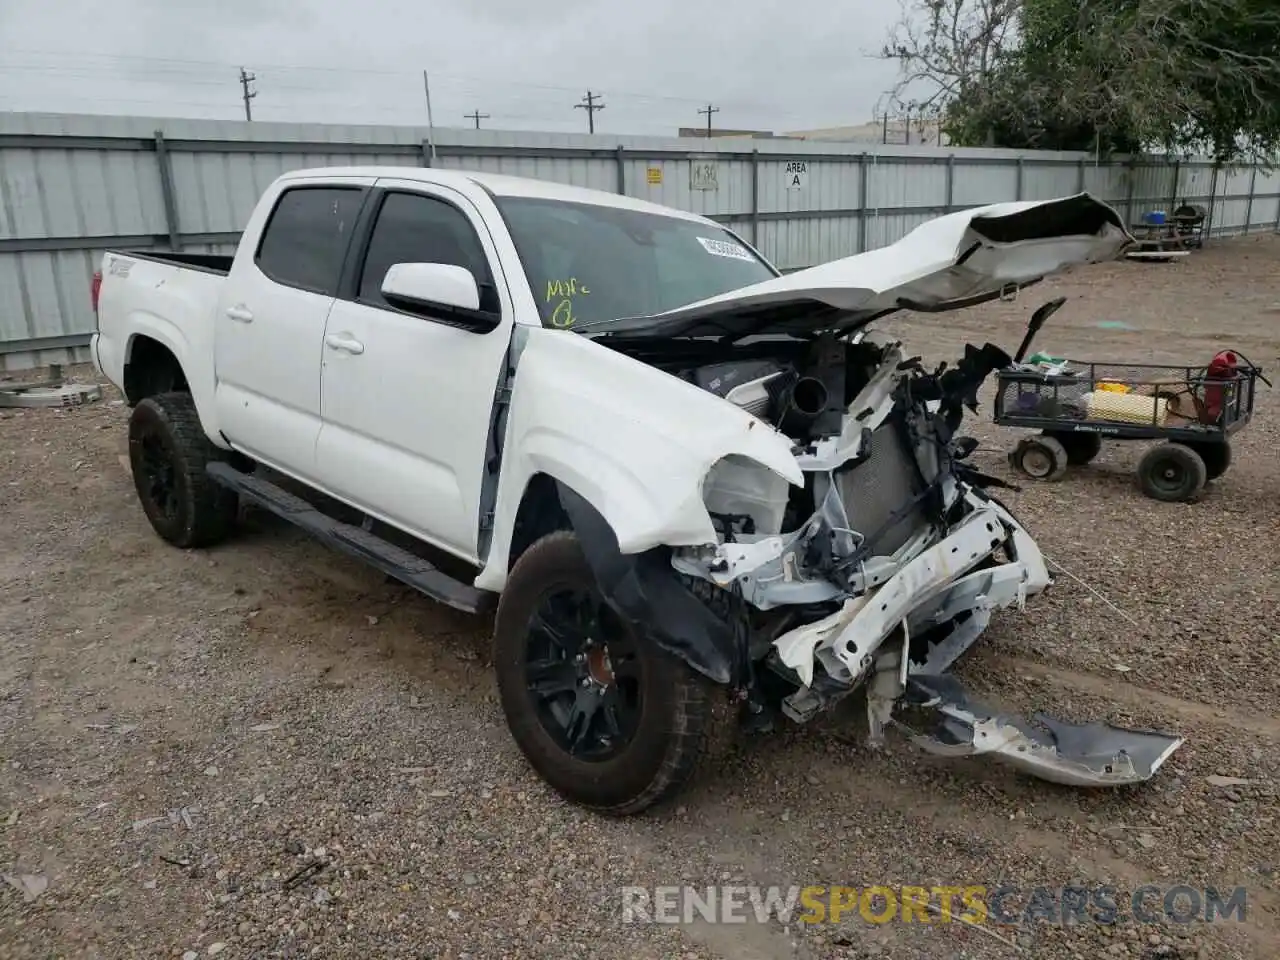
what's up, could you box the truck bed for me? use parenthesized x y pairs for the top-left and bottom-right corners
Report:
(115, 250), (234, 276)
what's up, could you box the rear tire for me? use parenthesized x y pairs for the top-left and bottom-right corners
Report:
(127, 392), (238, 547)
(1180, 440), (1231, 481)
(1137, 442), (1207, 502)
(1046, 430), (1102, 466)
(493, 531), (720, 816)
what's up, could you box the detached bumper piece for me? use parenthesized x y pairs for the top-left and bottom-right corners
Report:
(901, 674), (1184, 787)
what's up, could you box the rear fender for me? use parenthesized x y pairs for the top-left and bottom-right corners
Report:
(120, 315), (223, 446)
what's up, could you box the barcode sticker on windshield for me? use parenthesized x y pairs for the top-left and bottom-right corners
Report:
(696, 236), (755, 262)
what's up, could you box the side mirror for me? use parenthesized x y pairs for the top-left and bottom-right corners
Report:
(382, 262), (480, 312)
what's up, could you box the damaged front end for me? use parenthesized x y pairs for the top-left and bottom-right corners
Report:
(563, 194), (1182, 788)
(656, 329), (1181, 788)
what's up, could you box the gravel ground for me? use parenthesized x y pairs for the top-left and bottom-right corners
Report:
(2, 234), (1278, 959)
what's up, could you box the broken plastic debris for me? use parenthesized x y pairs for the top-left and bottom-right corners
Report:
(1206, 775), (1251, 787)
(902, 675), (1184, 787)
(3, 872), (48, 902)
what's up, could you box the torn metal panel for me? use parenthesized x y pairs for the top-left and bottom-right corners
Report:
(903, 675), (1184, 786)
(555, 482), (744, 686)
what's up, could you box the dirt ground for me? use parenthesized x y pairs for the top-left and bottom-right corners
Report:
(2, 234), (1279, 960)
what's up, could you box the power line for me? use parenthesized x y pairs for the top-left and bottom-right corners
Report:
(697, 102), (720, 137)
(6, 49), (783, 111)
(239, 66), (257, 122)
(575, 90), (604, 134)
(464, 109), (490, 129)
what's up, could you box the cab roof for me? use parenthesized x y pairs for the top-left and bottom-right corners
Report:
(278, 165), (715, 224)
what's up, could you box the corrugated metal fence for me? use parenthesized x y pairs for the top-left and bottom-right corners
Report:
(3, 111), (1279, 371)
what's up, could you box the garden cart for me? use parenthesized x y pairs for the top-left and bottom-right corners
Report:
(992, 299), (1268, 502)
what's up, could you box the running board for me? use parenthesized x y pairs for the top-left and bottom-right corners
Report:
(206, 462), (492, 615)
(900, 674), (1184, 787)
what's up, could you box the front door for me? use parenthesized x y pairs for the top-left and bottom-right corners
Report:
(214, 178), (371, 480)
(314, 180), (515, 563)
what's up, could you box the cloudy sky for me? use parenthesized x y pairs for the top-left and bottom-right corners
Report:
(0, 0), (906, 136)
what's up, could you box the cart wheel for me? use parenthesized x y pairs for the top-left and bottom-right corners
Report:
(1137, 443), (1208, 502)
(1011, 435), (1069, 481)
(1046, 430), (1102, 466)
(1179, 441), (1231, 481)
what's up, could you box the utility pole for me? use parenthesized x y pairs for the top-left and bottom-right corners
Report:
(422, 71), (437, 162)
(697, 103), (720, 138)
(464, 110), (490, 130)
(239, 67), (257, 122)
(575, 90), (604, 133)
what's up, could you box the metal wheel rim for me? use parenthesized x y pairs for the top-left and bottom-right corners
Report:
(139, 433), (179, 521)
(1149, 457), (1188, 493)
(1021, 447), (1054, 477)
(523, 585), (643, 762)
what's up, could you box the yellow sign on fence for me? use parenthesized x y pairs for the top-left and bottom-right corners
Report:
(646, 167), (662, 185)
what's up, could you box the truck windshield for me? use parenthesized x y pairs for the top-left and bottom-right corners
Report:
(493, 197), (777, 330)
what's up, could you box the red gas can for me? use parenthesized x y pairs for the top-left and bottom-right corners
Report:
(1202, 350), (1240, 422)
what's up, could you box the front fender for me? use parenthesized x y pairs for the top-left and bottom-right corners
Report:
(474, 327), (802, 593)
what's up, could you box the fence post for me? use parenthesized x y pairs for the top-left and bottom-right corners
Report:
(1077, 157), (1086, 194)
(420, 139), (434, 167)
(1206, 163), (1219, 239)
(945, 155), (955, 212)
(1124, 158), (1136, 225)
(750, 148), (760, 247)
(1169, 159), (1180, 209)
(858, 152), (870, 253)
(1244, 164), (1257, 235)
(153, 131), (182, 251)
(1015, 156), (1024, 201)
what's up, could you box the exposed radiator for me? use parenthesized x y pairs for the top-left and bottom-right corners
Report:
(837, 422), (929, 557)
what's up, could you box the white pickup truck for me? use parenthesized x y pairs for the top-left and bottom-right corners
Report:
(92, 167), (1183, 814)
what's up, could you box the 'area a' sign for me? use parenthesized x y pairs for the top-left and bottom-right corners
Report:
(784, 160), (808, 189)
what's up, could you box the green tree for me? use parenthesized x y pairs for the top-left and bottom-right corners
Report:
(881, 0), (1280, 162)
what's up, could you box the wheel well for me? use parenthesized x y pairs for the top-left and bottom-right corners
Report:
(123, 335), (189, 404)
(508, 473), (570, 569)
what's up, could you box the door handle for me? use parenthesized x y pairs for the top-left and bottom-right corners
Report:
(225, 305), (254, 323)
(324, 333), (365, 355)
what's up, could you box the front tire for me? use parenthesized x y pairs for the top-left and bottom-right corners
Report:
(1010, 435), (1069, 481)
(127, 392), (238, 548)
(1137, 442), (1207, 502)
(494, 531), (718, 816)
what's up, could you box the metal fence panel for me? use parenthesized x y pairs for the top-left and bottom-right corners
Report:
(2, 110), (1278, 370)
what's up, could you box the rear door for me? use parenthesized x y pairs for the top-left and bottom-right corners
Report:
(314, 179), (515, 563)
(214, 178), (372, 480)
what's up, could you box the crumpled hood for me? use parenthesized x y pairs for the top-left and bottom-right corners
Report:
(582, 193), (1133, 340)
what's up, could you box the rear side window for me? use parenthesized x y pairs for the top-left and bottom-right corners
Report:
(256, 186), (364, 295)
(357, 191), (497, 311)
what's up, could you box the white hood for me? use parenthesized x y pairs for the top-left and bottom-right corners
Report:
(584, 193), (1133, 339)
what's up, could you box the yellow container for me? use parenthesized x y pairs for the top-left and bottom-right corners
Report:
(1083, 390), (1169, 426)
(1095, 381), (1132, 394)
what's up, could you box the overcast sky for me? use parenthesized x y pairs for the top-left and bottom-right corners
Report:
(0, 0), (905, 136)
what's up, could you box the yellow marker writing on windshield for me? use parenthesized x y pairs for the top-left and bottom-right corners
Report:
(551, 298), (576, 328)
(545, 278), (590, 301)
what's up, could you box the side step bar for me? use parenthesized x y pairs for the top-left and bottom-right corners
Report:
(207, 462), (493, 616)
